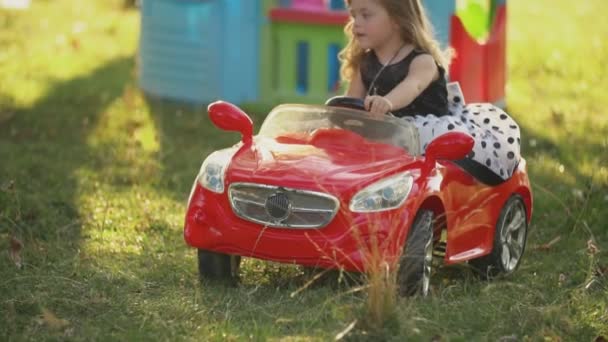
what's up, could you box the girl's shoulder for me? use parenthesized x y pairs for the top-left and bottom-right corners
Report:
(390, 48), (427, 67)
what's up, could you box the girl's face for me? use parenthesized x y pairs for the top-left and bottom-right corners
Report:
(348, 0), (398, 50)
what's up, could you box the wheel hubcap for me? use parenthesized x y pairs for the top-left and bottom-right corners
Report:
(499, 200), (527, 272)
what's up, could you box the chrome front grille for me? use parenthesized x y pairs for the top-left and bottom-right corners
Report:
(228, 183), (340, 229)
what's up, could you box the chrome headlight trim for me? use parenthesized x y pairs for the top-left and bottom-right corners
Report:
(349, 172), (414, 213)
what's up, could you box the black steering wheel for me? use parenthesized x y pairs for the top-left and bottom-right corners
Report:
(325, 96), (366, 111)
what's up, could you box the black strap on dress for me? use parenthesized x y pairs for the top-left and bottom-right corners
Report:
(360, 49), (449, 118)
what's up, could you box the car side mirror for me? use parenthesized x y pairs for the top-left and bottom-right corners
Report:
(208, 101), (253, 145)
(425, 132), (474, 162)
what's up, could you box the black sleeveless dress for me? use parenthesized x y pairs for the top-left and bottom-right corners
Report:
(358, 49), (521, 182)
(360, 49), (449, 118)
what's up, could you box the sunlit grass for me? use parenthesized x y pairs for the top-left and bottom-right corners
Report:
(0, 0), (607, 340)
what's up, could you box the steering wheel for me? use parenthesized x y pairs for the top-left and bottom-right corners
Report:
(325, 96), (366, 111)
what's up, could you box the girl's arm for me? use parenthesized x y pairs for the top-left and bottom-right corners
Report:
(365, 54), (439, 116)
(345, 69), (367, 99)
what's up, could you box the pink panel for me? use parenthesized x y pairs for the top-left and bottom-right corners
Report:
(292, 0), (325, 11)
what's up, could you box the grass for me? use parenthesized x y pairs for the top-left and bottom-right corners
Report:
(1, 0), (607, 340)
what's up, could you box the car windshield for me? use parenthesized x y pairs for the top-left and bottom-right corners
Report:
(258, 104), (420, 155)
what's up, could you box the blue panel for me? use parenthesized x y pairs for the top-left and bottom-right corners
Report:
(139, 0), (261, 104)
(139, 0), (222, 103)
(329, 0), (345, 10)
(296, 41), (309, 95)
(221, 0), (260, 103)
(327, 43), (341, 92)
(422, 0), (456, 49)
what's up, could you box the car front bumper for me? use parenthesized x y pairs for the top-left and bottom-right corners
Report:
(184, 184), (415, 272)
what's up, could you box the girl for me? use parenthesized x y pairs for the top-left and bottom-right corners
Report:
(339, 0), (521, 182)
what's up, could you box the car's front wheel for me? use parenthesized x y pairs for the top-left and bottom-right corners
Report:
(197, 249), (241, 282)
(470, 195), (528, 279)
(397, 210), (434, 297)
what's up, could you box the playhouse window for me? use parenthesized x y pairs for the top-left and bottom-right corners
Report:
(296, 41), (309, 94)
(327, 43), (341, 92)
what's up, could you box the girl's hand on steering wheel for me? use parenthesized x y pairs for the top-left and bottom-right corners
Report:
(364, 95), (393, 117)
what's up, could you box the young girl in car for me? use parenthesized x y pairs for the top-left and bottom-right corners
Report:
(339, 0), (520, 182)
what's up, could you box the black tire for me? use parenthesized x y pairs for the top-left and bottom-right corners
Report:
(470, 195), (528, 279)
(397, 210), (434, 297)
(197, 249), (241, 282)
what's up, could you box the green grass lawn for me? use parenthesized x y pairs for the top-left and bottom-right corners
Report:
(1, 0), (607, 340)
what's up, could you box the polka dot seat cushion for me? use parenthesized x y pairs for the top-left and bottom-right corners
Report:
(401, 84), (521, 183)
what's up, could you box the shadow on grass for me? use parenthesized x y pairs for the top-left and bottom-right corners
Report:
(0, 57), (135, 336)
(515, 117), (607, 237)
(141, 95), (271, 203)
(0, 55), (134, 232)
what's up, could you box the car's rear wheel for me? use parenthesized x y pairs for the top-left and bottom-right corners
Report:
(197, 249), (241, 282)
(397, 210), (434, 297)
(470, 195), (528, 279)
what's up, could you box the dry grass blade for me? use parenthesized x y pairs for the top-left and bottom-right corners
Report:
(335, 320), (357, 341)
(40, 308), (70, 330)
(290, 267), (333, 298)
(8, 236), (23, 269)
(534, 236), (561, 251)
(587, 239), (600, 255)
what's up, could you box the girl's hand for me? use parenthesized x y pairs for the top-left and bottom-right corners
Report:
(364, 95), (393, 117)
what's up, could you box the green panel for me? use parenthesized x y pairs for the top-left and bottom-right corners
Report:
(269, 21), (347, 105)
(456, 0), (492, 40)
(309, 34), (328, 99)
(276, 24), (297, 101)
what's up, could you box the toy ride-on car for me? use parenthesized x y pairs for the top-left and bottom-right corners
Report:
(184, 98), (533, 296)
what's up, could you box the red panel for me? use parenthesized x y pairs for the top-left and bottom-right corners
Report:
(269, 8), (349, 26)
(449, 15), (485, 103)
(484, 5), (507, 104)
(450, 5), (508, 104)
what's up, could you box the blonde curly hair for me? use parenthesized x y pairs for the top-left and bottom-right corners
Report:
(339, 0), (452, 82)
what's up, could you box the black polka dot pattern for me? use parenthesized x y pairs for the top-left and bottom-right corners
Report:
(406, 102), (521, 181)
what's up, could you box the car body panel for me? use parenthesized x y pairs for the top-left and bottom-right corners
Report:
(184, 102), (532, 272)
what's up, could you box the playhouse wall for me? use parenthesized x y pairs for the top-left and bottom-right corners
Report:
(263, 0), (456, 105)
(268, 20), (346, 104)
(139, 0), (260, 104)
(139, 0), (221, 102)
(424, 0), (456, 49)
(138, 0), (507, 107)
(484, 3), (506, 106)
(449, 2), (506, 104)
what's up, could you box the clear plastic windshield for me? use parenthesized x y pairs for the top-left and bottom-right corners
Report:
(258, 104), (420, 155)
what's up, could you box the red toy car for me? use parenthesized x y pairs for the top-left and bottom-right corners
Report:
(184, 98), (532, 296)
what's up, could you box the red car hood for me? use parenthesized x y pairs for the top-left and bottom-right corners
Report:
(225, 134), (418, 193)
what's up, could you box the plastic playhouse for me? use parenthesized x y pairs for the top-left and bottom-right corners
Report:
(138, 0), (507, 107)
